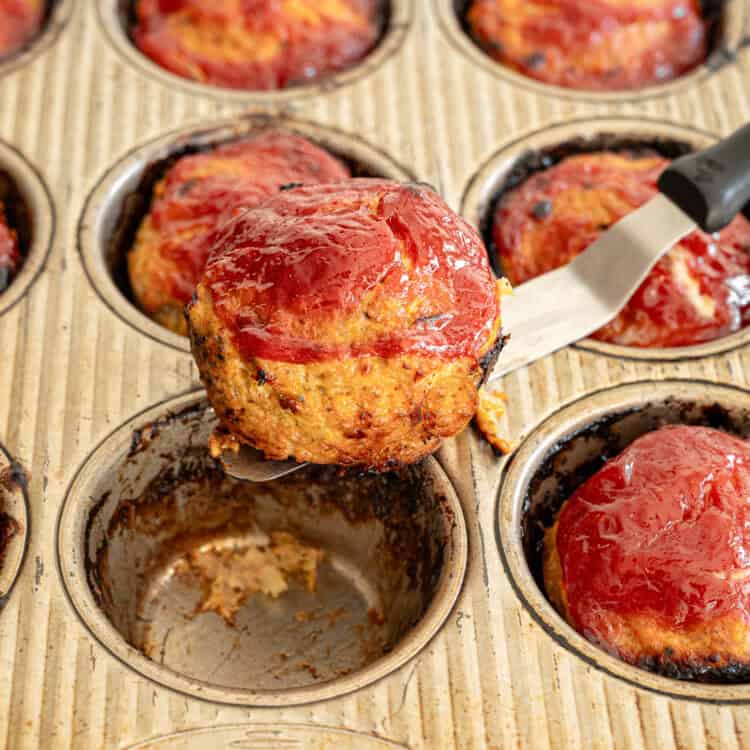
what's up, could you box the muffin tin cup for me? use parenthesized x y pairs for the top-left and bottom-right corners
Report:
(0, 140), (55, 318)
(0, 443), (29, 604)
(497, 378), (750, 702)
(99, 0), (414, 102)
(0, 0), (74, 79)
(435, 0), (747, 103)
(77, 114), (416, 352)
(461, 116), (750, 363)
(56, 391), (468, 707)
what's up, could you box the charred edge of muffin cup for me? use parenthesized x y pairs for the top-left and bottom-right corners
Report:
(79, 116), (415, 352)
(0, 0), (74, 76)
(57, 393), (468, 706)
(479, 131), (694, 278)
(498, 380), (750, 698)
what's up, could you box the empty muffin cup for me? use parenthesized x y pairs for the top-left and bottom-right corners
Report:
(77, 114), (415, 352)
(497, 379), (750, 701)
(461, 116), (750, 362)
(98, 1), (413, 101)
(57, 392), (467, 706)
(435, 0), (744, 102)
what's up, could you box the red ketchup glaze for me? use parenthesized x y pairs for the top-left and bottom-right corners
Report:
(200, 179), (501, 364)
(556, 426), (750, 638)
(0, 204), (20, 291)
(132, 0), (381, 90)
(494, 152), (750, 348)
(145, 130), (351, 306)
(466, 0), (707, 91)
(0, 0), (45, 59)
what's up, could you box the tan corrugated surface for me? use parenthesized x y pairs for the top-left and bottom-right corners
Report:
(0, 2), (750, 747)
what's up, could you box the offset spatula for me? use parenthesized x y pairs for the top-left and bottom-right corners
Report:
(487, 122), (750, 382)
(224, 124), (750, 481)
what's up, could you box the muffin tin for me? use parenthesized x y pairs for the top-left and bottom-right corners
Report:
(2, 1), (750, 748)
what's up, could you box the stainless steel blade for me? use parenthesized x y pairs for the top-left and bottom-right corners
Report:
(219, 445), (307, 482)
(487, 193), (697, 382)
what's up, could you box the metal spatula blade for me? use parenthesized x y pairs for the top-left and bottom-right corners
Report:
(219, 444), (306, 482)
(488, 194), (695, 381)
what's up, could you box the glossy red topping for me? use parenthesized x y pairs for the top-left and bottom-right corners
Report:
(494, 152), (750, 348)
(132, 0), (382, 90)
(466, 0), (708, 91)
(556, 426), (750, 635)
(0, 0), (44, 59)
(0, 203), (20, 292)
(143, 130), (350, 306)
(201, 179), (501, 363)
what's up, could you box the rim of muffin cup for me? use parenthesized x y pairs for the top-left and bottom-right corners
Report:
(496, 378), (750, 703)
(56, 390), (469, 707)
(461, 116), (750, 363)
(98, 0), (415, 101)
(0, 443), (29, 605)
(434, 0), (747, 103)
(0, 0), (74, 78)
(0, 139), (55, 319)
(77, 114), (417, 352)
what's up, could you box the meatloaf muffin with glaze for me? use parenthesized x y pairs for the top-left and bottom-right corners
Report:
(188, 179), (505, 468)
(0, 0), (45, 59)
(544, 425), (750, 680)
(128, 129), (351, 336)
(132, 0), (383, 90)
(494, 151), (750, 348)
(0, 202), (20, 293)
(465, 0), (709, 91)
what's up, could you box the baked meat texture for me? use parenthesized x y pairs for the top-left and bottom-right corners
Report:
(494, 151), (750, 348)
(128, 130), (351, 336)
(132, 0), (383, 90)
(544, 425), (750, 680)
(0, 0), (44, 59)
(188, 179), (504, 468)
(0, 201), (20, 294)
(465, 0), (708, 91)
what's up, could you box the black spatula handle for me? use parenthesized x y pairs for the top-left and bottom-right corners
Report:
(657, 123), (750, 234)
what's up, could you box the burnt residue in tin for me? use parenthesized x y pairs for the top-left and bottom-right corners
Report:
(85, 407), (449, 690)
(480, 132), (695, 276)
(0, 170), (32, 293)
(522, 397), (750, 683)
(106, 117), (407, 313)
(0, 463), (25, 568)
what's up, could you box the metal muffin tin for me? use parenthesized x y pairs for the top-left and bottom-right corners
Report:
(57, 392), (468, 707)
(461, 116), (750, 363)
(99, 1), (415, 103)
(435, 0), (748, 103)
(2, 1), (750, 747)
(497, 379), (750, 703)
(78, 114), (415, 352)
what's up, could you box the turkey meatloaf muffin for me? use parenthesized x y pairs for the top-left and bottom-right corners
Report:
(132, 0), (384, 90)
(493, 150), (750, 348)
(188, 179), (505, 468)
(128, 129), (351, 336)
(0, 0), (45, 59)
(544, 425), (750, 680)
(465, 0), (710, 91)
(0, 201), (21, 294)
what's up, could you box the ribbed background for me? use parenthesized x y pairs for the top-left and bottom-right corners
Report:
(0, 2), (749, 747)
